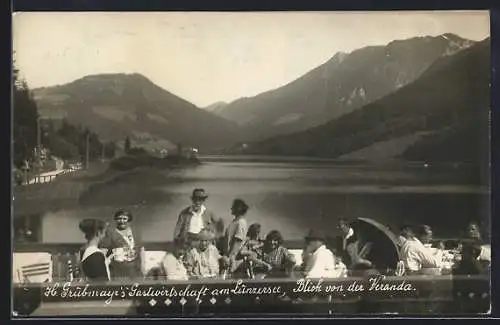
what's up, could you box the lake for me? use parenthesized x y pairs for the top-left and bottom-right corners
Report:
(38, 158), (490, 243)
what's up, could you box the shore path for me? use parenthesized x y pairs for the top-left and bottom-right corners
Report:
(13, 162), (121, 217)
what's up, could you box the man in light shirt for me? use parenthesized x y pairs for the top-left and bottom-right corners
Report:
(396, 224), (416, 248)
(173, 189), (224, 246)
(400, 225), (444, 275)
(301, 229), (339, 278)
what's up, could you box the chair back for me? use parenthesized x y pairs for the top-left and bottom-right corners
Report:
(14, 252), (53, 283)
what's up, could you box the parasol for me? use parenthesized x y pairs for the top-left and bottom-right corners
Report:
(350, 217), (400, 272)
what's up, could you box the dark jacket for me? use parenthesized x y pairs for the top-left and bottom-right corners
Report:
(453, 259), (484, 275)
(79, 246), (110, 282)
(100, 226), (142, 252)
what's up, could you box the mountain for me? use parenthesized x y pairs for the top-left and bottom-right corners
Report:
(238, 38), (490, 166)
(203, 101), (228, 115)
(32, 73), (241, 151)
(216, 33), (475, 142)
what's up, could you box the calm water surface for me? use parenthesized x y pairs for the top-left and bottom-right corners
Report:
(40, 160), (490, 243)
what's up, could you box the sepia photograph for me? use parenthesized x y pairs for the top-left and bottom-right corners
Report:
(11, 11), (491, 317)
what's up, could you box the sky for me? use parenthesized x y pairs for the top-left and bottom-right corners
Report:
(13, 11), (490, 107)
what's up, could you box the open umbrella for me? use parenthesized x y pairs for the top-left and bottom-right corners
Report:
(350, 217), (400, 272)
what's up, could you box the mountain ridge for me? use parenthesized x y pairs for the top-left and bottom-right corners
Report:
(214, 33), (475, 142)
(32, 73), (241, 151)
(236, 38), (490, 167)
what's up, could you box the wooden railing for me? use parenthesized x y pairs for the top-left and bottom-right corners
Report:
(14, 238), (470, 282)
(25, 167), (83, 185)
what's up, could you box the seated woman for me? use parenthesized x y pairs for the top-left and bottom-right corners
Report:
(240, 223), (264, 258)
(230, 223), (265, 278)
(161, 238), (189, 281)
(344, 232), (377, 276)
(184, 229), (222, 279)
(78, 219), (111, 282)
(239, 224), (262, 256)
(464, 221), (490, 265)
(258, 230), (296, 278)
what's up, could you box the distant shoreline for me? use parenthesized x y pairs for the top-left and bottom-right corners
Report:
(13, 155), (488, 219)
(12, 155), (196, 218)
(199, 154), (483, 167)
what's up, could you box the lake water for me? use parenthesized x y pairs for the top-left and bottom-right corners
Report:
(39, 159), (490, 244)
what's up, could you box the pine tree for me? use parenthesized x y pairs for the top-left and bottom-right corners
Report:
(13, 57), (39, 168)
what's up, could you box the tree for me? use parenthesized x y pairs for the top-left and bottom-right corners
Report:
(13, 59), (39, 168)
(124, 136), (131, 154)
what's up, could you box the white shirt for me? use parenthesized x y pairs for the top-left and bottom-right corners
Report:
(400, 238), (443, 273)
(223, 217), (248, 256)
(342, 228), (354, 250)
(188, 205), (206, 234)
(116, 228), (135, 249)
(479, 245), (491, 262)
(304, 245), (338, 278)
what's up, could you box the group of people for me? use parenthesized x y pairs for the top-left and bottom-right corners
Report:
(77, 210), (143, 282)
(395, 222), (491, 276)
(159, 189), (344, 280)
(76, 187), (490, 282)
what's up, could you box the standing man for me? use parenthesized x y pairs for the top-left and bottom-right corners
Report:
(173, 188), (224, 247)
(100, 210), (144, 280)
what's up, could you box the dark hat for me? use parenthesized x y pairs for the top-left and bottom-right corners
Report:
(192, 188), (208, 199)
(232, 198), (249, 212)
(305, 229), (327, 242)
